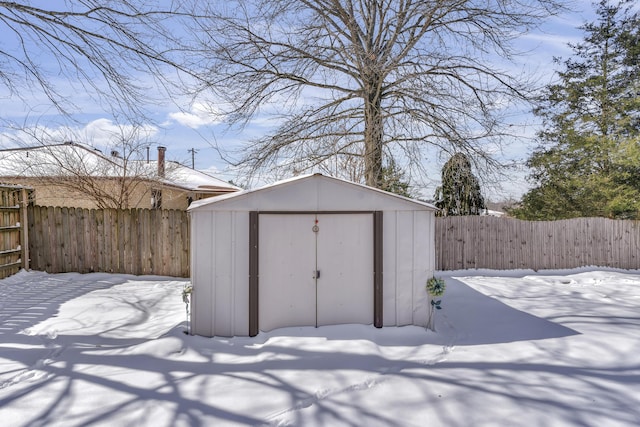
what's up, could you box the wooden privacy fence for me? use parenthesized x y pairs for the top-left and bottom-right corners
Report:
(436, 216), (640, 271)
(0, 185), (31, 279)
(28, 206), (189, 277)
(22, 207), (640, 277)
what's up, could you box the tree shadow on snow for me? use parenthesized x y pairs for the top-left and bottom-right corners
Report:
(0, 270), (132, 337)
(3, 323), (636, 427)
(1, 272), (636, 427)
(431, 277), (580, 346)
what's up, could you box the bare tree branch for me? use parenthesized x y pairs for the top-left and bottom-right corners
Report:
(181, 0), (563, 188)
(0, 124), (171, 209)
(0, 1), (198, 120)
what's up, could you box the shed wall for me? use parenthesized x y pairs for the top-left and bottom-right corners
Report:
(191, 211), (249, 336)
(382, 210), (434, 328)
(189, 175), (436, 337)
(191, 208), (435, 336)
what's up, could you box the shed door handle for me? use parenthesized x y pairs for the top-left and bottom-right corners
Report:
(313, 270), (320, 279)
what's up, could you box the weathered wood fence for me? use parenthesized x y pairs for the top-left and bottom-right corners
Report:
(436, 216), (640, 271)
(28, 206), (189, 277)
(19, 208), (640, 278)
(0, 185), (31, 279)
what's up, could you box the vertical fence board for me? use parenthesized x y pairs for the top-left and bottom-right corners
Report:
(181, 211), (190, 277)
(27, 205), (36, 269)
(150, 209), (157, 274)
(132, 209), (142, 275)
(122, 209), (132, 274)
(110, 209), (119, 273)
(117, 209), (126, 274)
(88, 209), (99, 272)
(81, 208), (92, 273)
(160, 210), (169, 276)
(140, 209), (151, 274)
(42, 207), (53, 271)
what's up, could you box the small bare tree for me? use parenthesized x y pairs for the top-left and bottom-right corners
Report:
(1, 125), (171, 209)
(0, 2), (195, 207)
(182, 0), (563, 188)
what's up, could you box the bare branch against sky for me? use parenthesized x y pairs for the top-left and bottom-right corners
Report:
(178, 0), (565, 188)
(0, 1), (574, 195)
(0, 1), (195, 120)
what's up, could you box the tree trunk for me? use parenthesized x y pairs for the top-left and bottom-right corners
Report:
(364, 71), (384, 188)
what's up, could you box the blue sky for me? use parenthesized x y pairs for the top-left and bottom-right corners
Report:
(0, 1), (600, 200)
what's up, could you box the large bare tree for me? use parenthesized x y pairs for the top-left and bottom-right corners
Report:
(184, 0), (563, 188)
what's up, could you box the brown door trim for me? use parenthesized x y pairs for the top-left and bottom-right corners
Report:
(249, 211), (259, 337)
(248, 211), (383, 336)
(373, 211), (383, 328)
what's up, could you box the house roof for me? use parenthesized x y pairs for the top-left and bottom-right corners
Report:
(160, 160), (240, 193)
(188, 173), (436, 211)
(0, 143), (240, 194)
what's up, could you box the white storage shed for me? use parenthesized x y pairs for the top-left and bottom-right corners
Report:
(188, 174), (437, 337)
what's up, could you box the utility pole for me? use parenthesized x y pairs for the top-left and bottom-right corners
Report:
(188, 148), (198, 169)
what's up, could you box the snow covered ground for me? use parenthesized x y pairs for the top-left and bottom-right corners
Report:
(0, 268), (639, 426)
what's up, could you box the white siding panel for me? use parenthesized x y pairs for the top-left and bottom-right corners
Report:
(382, 211), (398, 326)
(317, 179), (368, 208)
(395, 211), (414, 326)
(315, 179), (425, 211)
(253, 180), (319, 211)
(207, 179), (320, 211)
(191, 212), (215, 337)
(232, 212), (250, 336)
(412, 211), (431, 326)
(212, 212), (233, 336)
(191, 211), (250, 337)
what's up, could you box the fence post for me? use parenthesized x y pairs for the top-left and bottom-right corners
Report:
(20, 188), (30, 271)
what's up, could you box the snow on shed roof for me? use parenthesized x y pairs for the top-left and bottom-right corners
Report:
(188, 173), (436, 211)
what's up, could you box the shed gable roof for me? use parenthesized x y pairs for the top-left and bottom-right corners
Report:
(188, 173), (436, 212)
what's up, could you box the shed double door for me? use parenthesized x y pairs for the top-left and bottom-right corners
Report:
(258, 213), (374, 332)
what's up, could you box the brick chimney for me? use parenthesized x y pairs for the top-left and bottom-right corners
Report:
(157, 146), (166, 178)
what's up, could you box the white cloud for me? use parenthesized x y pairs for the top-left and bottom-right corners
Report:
(79, 118), (158, 146)
(168, 111), (213, 128)
(0, 118), (159, 151)
(168, 102), (223, 129)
